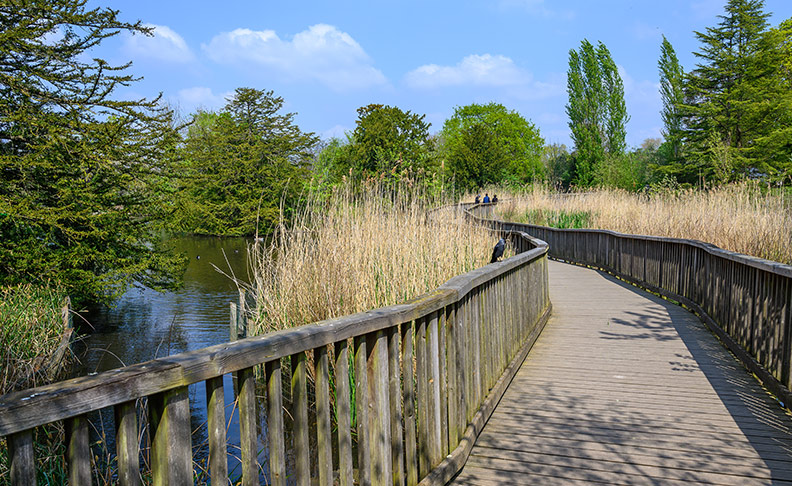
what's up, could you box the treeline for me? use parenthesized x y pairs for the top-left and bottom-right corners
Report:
(552, 0), (792, 189)
(2, 0), (790, 305)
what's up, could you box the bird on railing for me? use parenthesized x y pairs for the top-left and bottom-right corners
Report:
(490, 238), (505, 263)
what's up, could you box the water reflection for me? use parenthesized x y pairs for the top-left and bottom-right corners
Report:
(76, 236), (252, 373)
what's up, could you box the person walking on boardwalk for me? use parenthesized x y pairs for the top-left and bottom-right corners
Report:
(474, 194), (481, 203)
(483, 193), (491, 203)
(492, 194), (498, 203)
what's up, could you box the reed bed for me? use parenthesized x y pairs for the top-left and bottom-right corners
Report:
(497, 184), (792, 265)
(250, 185), (500, 335)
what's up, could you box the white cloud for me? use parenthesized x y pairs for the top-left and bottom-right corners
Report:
(202, 24), (387, 91)
(123, 24), (194, 63)
(499, 0), (575, 20)
(174, 87), (232, 111)
(321, 125), (351, 140)
(405, 54), (530, 89)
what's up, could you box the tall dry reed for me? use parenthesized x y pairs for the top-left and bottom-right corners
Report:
(250, 185), (499, 335)
(498, 184), (792, 265)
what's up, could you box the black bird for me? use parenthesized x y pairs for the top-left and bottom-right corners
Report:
(490, 238), (505, 263)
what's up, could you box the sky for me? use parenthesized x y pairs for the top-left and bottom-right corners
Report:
(88, 0), (792, 149)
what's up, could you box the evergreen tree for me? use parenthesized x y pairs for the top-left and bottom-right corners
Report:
(0, 0), (185, 304)
(176, 88), (318, 236)
(682, 0), (791, 182)
(566, 40), (629, 186)
(350, 104), (431, 177)
(658, 36), (685, 166)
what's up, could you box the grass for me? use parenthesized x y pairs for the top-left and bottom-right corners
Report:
(496, 183), (792, 265)
(0, 284), (72, 485)
(0, 284), (70, 394)
(249, 183), (502, 335)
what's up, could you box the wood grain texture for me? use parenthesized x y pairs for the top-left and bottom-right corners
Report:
(204, 376), (227, 485)
(450, 261), (792, 486)
(66, 415), (91, 486)
(114, 400), (141, 486)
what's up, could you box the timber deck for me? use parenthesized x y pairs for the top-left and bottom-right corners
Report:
(451, 260), (792, 486)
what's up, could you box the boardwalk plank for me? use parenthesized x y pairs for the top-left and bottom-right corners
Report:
(449, 261), (792, 486)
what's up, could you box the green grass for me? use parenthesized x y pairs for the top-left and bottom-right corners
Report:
(0, 284), (71, 485)
(520, 209), (593, 229)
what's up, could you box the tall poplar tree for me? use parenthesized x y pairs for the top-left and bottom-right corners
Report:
(0, 0), (185, 303)
(658, 36), (685, 166)
(566, 40), (629, 186)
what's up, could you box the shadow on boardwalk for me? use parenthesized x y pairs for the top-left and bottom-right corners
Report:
(451, 261), (792, 486)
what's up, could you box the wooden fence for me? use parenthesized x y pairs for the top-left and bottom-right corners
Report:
(472, 205), (792, 409)
(0, 214), (551, 485)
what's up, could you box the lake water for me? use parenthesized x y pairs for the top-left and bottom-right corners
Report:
(73, 235), (270, 480)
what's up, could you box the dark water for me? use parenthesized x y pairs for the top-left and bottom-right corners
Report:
(74, 236), (269, 480)
(77, 235), (252, 372)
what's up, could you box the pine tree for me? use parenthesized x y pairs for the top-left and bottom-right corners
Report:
(0, 0), (185, 303)
(682, 0), (791, 182)
(658, 36), (685, 165)
(176, 88), (318, 236)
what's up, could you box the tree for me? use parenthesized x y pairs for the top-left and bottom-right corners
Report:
(658, 36), (685, 165)
(350, 104), (432, 177)
(0, 0), (185, 304)
(176, 88), (318, 236)
(681, 0), (791, 182)
(445, 123), (509, 193)
(440, 102), (544, 188)
(566, 40), (630, 186)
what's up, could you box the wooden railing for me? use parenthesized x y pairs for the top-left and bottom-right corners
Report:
(473, 204), (792, 409)
(0, 213), (551, 485)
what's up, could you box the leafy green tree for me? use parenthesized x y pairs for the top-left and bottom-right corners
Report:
(543, 144), (574, 188)
(566, 40), (629, 186)
(176, 88), (318, 236)
(446, 123), (509, 193)
(440, 102), (544, 188)
(682, 0), (791, 183)
(350, 104), (432, 177)
(658, 36), (686, 167)
(0, 0), (185, 304)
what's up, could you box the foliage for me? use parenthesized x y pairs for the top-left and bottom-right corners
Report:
(0, 0), (186, 304)
(679, 0), (792, 183)
(440, 102), (544, 191)
(350, 103), (433, 176)
(520, 209), (592, 229)
(543, 143), (574, 188)
(658, 36), (686, 168)
(1, 284), (69, 394)
(175, 88), (318, 236)
(566, 40), (629, 187)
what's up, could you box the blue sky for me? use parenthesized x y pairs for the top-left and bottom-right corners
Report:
(90, 0), (792, 149)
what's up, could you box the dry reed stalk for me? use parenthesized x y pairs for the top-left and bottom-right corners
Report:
(498, 184), (792, 265)
(249, 185), (500, 335)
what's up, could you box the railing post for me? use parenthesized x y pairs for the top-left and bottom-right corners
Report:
(314, 345), (333, 486)
(148, 386), (192, 486)
(334, 341), (354, 486)
(204, 376), (227, 485)
(266, 359), (286, 486)
(291, 352), (310, 486)
(367, 330), (392, 486)
(115, 400), (141, 486)
(66, 415), (91, 485)
(8, 429), (36, 486)
(388, 326), (405, 486)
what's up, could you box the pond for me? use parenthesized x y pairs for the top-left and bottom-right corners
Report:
(73, 235), (270, 481)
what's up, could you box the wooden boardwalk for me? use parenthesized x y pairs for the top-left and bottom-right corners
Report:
(451, 260), (792, 486)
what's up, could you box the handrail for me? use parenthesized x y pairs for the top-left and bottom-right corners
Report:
(0, 209), (552, 486)
(472, 206), (792, 410)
